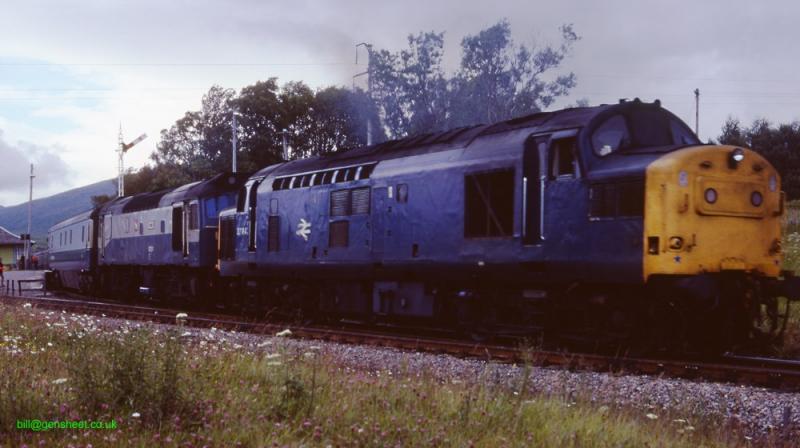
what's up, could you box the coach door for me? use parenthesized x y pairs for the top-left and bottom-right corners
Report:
(522, 135), (547, 244)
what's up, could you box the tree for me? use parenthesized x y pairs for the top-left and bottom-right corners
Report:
(449, 21), (579, 128)
(371, 31), (450, 138)
(235, 78), (284, 170)
(717, 116), (747, 147)
(718, 117), (800, 199)
(370, 20), (580, 138)
(90, 194), (113, 207)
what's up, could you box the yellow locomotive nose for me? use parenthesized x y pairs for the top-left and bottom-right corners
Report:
(643, 145), (783, 280)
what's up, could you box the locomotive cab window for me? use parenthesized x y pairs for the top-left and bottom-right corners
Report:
(550, 137), (579, 179)
(464, 169), (514, 238)
(188, 203), (199, 230)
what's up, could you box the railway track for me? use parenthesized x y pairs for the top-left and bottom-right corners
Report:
(3, 291), (800, 392)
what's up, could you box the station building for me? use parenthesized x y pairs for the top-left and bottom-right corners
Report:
(0, 226), (25, 269)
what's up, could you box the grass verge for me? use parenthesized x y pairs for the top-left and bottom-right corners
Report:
(0, 303), (777, 447)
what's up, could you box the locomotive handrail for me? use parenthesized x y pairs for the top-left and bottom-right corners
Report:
(522, 177), (528, 238)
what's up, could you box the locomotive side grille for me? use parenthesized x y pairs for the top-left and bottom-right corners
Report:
(351, 187), (371, 215)
(329, 221), (349, 248)
(330, 190), (351, 217)
(267, 216), (280, 252)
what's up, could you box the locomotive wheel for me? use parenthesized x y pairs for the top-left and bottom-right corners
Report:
(454, 292), (495, 343)
(641, 294), (689, 355)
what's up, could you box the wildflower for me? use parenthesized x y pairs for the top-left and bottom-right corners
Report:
(645, 413), (658, 420)
(52, 378), (68, 385)
(180, 331), (192, 338)
(266, 353), (281, 360)
(275, 329), (292, 337)
(175, 313), (188, 326)
(132, 412), (141, 418)
(685, 426), (695, 432)
(267, 361), (282, 367)
(23, 303), (32, 309)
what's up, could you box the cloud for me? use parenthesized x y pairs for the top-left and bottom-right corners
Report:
(0, 129), (73, 204)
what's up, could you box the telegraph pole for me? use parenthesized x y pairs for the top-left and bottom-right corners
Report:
(694, 88), (700, 138)
(231, 113), (238, 173)
(26, 163), (33, 270)
(355, 42), (373, 146)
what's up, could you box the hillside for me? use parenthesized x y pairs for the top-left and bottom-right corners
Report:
(0, 179), (116, 242)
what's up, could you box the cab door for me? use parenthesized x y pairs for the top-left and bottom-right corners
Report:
(522, 135), (548, 244)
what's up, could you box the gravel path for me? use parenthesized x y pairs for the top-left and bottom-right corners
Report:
(7, 303), (800, 442)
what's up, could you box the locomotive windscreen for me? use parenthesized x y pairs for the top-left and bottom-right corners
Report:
(592, 109), (698, 156)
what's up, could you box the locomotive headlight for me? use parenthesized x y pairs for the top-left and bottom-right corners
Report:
(728, 147), (745, 168)
(704, 188), (718, 204)
(751, 191), (763, 207)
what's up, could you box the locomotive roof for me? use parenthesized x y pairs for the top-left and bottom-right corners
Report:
(98, 172), (248, 216)
(253, 103), (613, 179)
(157, 172), (248, 206)
(49, 208), (95, 232)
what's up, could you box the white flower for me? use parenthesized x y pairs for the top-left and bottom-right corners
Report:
(266, 353), (281, 360)
(275, 329), (292, 337)
(23, 303), (32, 309)
(645, 413), (658, 420)
(131, 412), (140, 418)
(52, 378), (68, 385)
(267, 361), (282, 366)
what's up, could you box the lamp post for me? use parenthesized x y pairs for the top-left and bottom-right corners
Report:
(26, 163), (33, 270)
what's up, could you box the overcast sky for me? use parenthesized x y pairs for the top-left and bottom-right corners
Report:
(1, 0), (798, 205)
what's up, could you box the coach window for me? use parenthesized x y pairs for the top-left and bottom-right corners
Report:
(309, 173), (318, 186)
(550, 137), (579, 179)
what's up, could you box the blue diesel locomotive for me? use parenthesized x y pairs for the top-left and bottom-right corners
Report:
(49, 99), (799, 351)
(49, 172), (247, 300)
